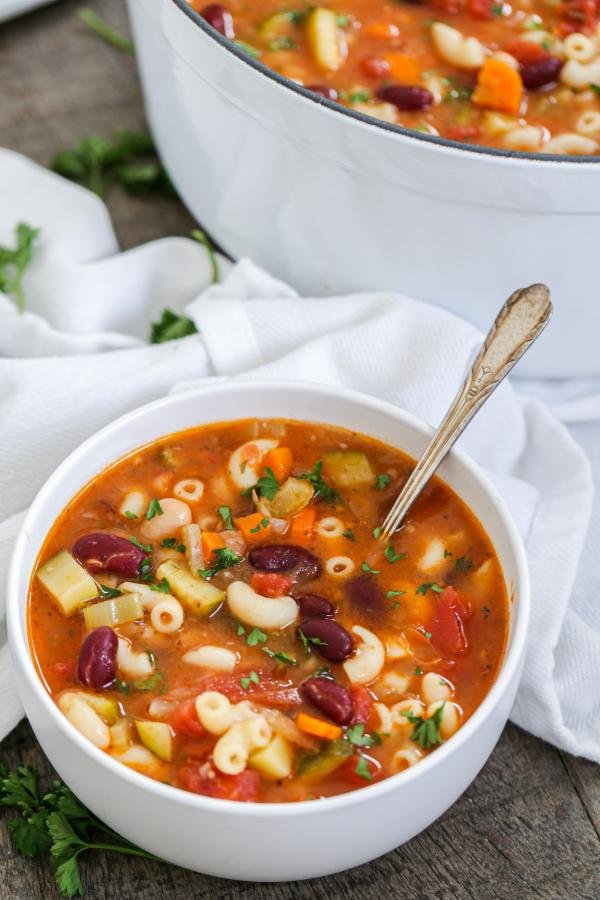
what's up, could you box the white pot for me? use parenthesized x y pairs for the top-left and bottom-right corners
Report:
(8, 381), (529, 881)
(127, 0), (600, 378)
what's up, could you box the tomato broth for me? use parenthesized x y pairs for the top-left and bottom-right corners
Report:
(29, 419), (508, 802)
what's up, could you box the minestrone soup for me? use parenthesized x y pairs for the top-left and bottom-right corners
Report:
(29, 419), (508, 802)
(191, 0), (600, 154)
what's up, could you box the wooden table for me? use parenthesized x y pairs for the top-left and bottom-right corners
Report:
(1, 2), (599, 897)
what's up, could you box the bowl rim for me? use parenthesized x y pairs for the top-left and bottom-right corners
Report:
(169, 0), (600, 166)
(8, 379), (530, 818)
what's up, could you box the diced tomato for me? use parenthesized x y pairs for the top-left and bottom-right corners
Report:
(198, 672), (301, 708)
(250, 572), (293, 597)
(428, 586), (469, 656)
(467, 0), (496, 19)
(179, 760), (261, 801)
(341, 753), (382, 786)
(349, 686), (374, 727)
(170, 698), (206, 738)
(558, 0), (598, 35)
(360, 55), (391, 79)
(446, 124), (482, 141)
(504, 39), (549, 65)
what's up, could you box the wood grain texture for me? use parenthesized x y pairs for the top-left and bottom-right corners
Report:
(1, 1), (599, 897)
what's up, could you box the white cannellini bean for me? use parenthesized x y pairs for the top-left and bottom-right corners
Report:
(430, 22), (485, 70)
(343, 625), (386, 685)
(227, 439), (279, 490)
(544, 132), (598, 154)
(174, 479), (205, 503)
(183, 645), (238, 671)
(150, 597), (184, 634)
(373, 701), (393, 733)
(421, 672), (452, 705)
(226, 580), (298, 630)
(391, 747), (423, 771)
(117, 637), (154, 679)
(316, 516), (345, 538)
(118, 490), (147, 520)
(427, 700), (461, 738)
(140, 498), (192, 541)
(325, 556), (355, 578)
(58, 693), (110, 749)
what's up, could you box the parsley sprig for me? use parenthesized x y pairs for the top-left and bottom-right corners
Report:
(0, 763), (160, 897)
(199, 547), (241, 580)
(297, 460), (340, 504)
(0, 223), (40, 313)
(403, 702), (446, 749)
(243, 466), (279, 501)
(150, 308), (198, 344)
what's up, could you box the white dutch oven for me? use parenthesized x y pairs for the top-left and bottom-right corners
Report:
(8, 381), (529, 880)
(127, 0), (599, 378)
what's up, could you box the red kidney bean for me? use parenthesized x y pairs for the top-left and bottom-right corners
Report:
(200, 4), (235, 39)
(346, 576), (386, 618)
(296, 594), (334, 618)
(301, 677), (353, 725)
(376, 84), (434, 111)
(306, 85), (339, 101)
(298, 617), (354, 662)
(249, 544), (321, 580)
(73, 533), (148, 577)
(78, 626), (118, 690)
(520, 56), (563, 90)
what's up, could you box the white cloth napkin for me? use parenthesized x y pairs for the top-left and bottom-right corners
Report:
(0, 148), (597, 762)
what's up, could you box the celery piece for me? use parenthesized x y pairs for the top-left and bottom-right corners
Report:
(156, 560), (224, 616)
(83, 593), (143, 629)
(323, 451), (374, 488)
(267, 477), (314, 518)
(37, 550), (98, 616)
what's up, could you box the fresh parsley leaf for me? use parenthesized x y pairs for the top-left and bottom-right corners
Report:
(416, 582), (444, 595)
(246, 627), (268, 647)
(243, 466), (279, 501)
(297, 630), (327, 652)
(114, 161), (176, 198)
(240, 671), (260, 690)
(415, 666), (424, 675)
(218, 506), (234, 530)
(0, 223), (40, 313)
(350, 90), (370, 103)
(160, 538), (185, 552)
(51, 131), (157, 197)
(78, 8), (134, 52)
(249, 517), (270, 534)
(236, 623), (246, 636)
(455, 555), (473, 572)
(384, 545), (407, 564)
(132, 672), (166, 692)
(98, 585), (122, 599)
(346, 724), (377, 748)
(297, 460), (340, 504)
(191, 228), (219, 284)
(149, 577), (171, 594)
(146, 498), (163, 520)
(130, 536), (152, 553)
(361, 561), (380, 576)
(354, 756), (373, 781)
(590, 83), (600, 95)
(262, 647), (297, 666)
(372, 526), (382, 539)
(124, 510), (138, 520)
(491, 2), (503, 14)
(374, 473), (391, 491)
(314, 666), (332, 678)
(386, 589), (405, 598)
(337, 13), (350, 26)
(423, 630), (433, 639)
(150, 308), (198, 344)
(199, 547), (241, 579)
(403, 702), (446, 749)
(343, 529), (356, 541)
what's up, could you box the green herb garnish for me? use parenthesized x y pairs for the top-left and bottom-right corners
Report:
(298, 630), (327, 653)
(243, 466), (279, 501)
(150, 308), (198, 344)
(384, 545), (407, 564)
(354, 756), (373, 781)
(342, 529), (356, 541)
(349, 90), (370, 104)
(234, 40), (262, 58)
(130, 537), (152, 553)
(297, 460), (340, 504)
(199, 547), (241, 579)
(416, 582), (444, 595)
(160, 538), (185, 553)
(246, 627), (268, 647)
(191, 228), (219, 284)
(249, 517), (270, 534)
(262, 647), (297, 666)
(132, 672), (166, 693)
(372, 526), (382, 539)
(361, 561), (380, 576)
(240, 671), (260, 690)
(149, 578), (171, 594)
(403, 702), (445, 749)
(0, 223), (40, 313)
(98, 585), (122, 599)
(218, 506), (234, 530)
(345, 724), (377, 748)
(455, 555), (473, 572)
(386, 589), (405, 598)
(374, 474), (391, 491)
(146, 498), (163, 521)
(124, 511), (138, 520)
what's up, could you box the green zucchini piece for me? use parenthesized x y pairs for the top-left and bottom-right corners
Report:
(156, 560), (224, 616)
(135, 720), (173, 761)
(323, 451), (374, 488)
(297, 738), (352, 780)
(83, 593), (143, 630)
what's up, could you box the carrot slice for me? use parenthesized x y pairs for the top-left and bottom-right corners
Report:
(201, 531), (225, 562)
(234, 512), (273, 542)
(261, 447), (294, 482)
(472, 58), (523, 116)
(296, 713), (343, 741)
(384, 53), (420, 83)
(290, 505), (317, 543)
(363, 20), (399, 40)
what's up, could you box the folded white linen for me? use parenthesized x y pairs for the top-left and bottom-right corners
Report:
(0, 148), (596, 761)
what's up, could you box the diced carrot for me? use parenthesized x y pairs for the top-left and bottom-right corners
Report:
(234, 512), (273, 542)
(261, 447), (294, 482)
(384, 52), (420, 83)
(201, 531), (225, 562)
(363, 20), (400, 40)
(290, 505), (317, 542)
(296, 713), (343, 741)
(472, 58), (523, 116)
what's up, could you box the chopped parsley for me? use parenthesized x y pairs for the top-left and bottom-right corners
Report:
(415, 666), (424, 676)
(350, 90), (370, 104)
(423, 630), (433, 640)
(337, 13), (350, 26)
(130, 537), (152, 553)
(384, 545), (407, 564)
(240, 671), (260, 690)
(0, 222), (40, 314)
(246, 627), (268, 647)
(262, 647), (297, 666)
(98, 584), (122, 599)
(243, 466), (279, 501)
(249, 517), (270, 534)
(590, 84), (600, 95)
(297, 460), (340, 504)
(298, 630), (328, 653)
(146, 498), (163, 520)
(345, 724), (381, 748)
(218, 506), (234, 531)
(342, 529), (356, 541)
(374, 473), (391, 491)
(416, 582), (444, 595)
(373, 526), (382, 539)
(150, 308), (198, 344)
(386, 589), (405, 599)
(160, 537), (185, 553)
(149, 577), (171, 594)
(131, 672), (166, 693)
(455, 555), (473, 572)
(491, 2), (504, 14)
(361, 561), (380, 576)
(354, 756), (373, 781)
(314, 666), (333, 678)
(199, 547), (241, 579)
(403, 702), (445, 749)
(124, 510), (138, 520)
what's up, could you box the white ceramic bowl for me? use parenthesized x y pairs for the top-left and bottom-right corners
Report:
(127, 0), (599, 379)
(8, 381), (529, 880)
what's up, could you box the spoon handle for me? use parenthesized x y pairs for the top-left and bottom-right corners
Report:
(380, 283), (552, 541)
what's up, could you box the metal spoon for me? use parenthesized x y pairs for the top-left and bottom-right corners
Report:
(379, 283), (552, 542)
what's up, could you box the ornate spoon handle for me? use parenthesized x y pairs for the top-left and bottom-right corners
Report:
(380, 284), (552, 541)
